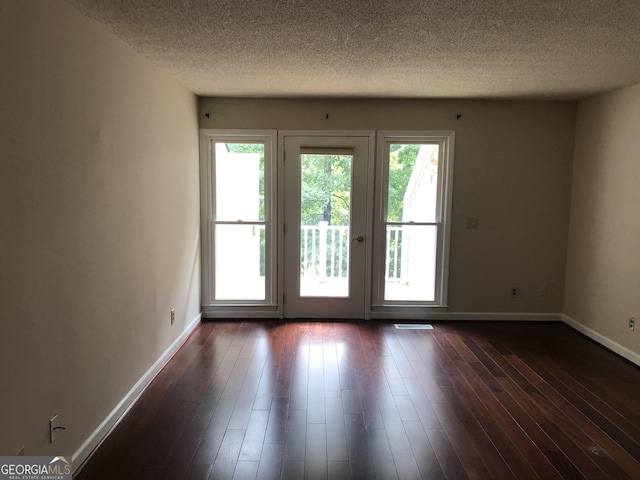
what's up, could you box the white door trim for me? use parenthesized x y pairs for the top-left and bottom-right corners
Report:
(278, 131), (375, 319)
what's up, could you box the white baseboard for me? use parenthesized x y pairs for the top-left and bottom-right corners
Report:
(370, 311), (563, 321)
(72, 313), (201, 471)
(562, 314), (640, 367)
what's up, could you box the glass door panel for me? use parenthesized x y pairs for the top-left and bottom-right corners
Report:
(299, 152), (352, 298)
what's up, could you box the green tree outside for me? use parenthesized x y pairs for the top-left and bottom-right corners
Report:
(388, 143), (420, 221)
(222, 143), (421, 279)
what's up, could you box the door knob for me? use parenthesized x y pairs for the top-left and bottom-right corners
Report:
(352, 236), (364, 243)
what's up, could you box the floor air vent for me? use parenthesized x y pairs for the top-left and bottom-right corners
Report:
(394, 324), (434, 330)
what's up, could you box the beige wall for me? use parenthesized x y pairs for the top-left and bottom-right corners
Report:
(199, 97), (576, 313)
(564, 84), (640, 357)
(0, 0), (200, 459)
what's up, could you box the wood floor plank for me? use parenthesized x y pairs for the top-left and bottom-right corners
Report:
(325, 397), (349, 462)
(289, 363), (309, 411)
(344, 412), (375, 480)
(307, 373), (325, 424)
(280, 459), (304, 479)
(425, 427), (469, 480)
(436, 348), (541, 478)
(507, 353), (640, 478)
(252, 362), (277, 411)
(367, 424), (399, 480)
(227, 373), (261, 430)
(379, 403), (417, 468)
(568, 369), (640, 427)
(304, 422), (327, 480)
(533, 354), (640, 456)
(432, 351), (537, 478)
(191, 398), (236, 466)
(402, 377), (442, 428)
(403, 421), (447, 480)
(341, 387), (361, 415)
(328, 461), (351, 479)
(256, 442), (283, 480)
(209, 429), (245, 479)
(539, 422), (614, 480)
(160, 430), (203, 480)
(238, 409), (269, 462)
(264, 397), (289, 445)
(431, 397), (507, 480)
(231, 460), (258, 480)
(144, 401), (198, 472)
(465, 361), (564, 476)
(283, 408), (306, 462)
(183, 464), (213, 480)
(75, 321), (640, 480)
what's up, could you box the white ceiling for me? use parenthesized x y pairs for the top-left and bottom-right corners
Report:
(67, 0), (640, 100)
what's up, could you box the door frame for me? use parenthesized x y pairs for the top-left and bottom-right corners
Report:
(278, 131), (375, 319)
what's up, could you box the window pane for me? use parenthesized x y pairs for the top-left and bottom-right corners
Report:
(299, 153), (352, 297)
(384, 225), (437, 301)
(215, 143), (264, 221)
(387, 144), (439, 222)
(215, 224), (265, 300)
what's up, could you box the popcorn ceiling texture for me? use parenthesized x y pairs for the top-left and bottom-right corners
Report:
(66, 0), (640, 99)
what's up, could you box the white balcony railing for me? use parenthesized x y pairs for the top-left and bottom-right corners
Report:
(300, 222), (404, 283)
(385, 225), (403, 283)
(217, 222), (430, 300)
(251, 222), (405, 283)
(300, 222), (350, 279)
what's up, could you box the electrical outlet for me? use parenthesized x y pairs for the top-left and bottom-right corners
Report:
(539, 284), (549, 297)
(50, 416), (59, 443)
(629, 317), (635, 331)
(171, 309), (176, 325)
(511, 287), (520, 298)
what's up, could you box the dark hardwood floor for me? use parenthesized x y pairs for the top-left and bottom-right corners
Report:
(75, 321), (640, 479)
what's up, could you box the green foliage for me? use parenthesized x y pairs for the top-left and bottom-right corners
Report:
(223, 143), (419, 225)
(219, 143), (421, 279)
(388, 144), (420, 221)
(300, 154), (351, 226)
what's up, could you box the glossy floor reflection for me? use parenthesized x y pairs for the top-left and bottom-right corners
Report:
(76, 321), (640, 479)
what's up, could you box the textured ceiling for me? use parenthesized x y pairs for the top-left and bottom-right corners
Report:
(67, 0), (640, 99)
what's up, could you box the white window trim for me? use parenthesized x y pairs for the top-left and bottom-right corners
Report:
(199, 129), (278, 318)
(371, 131), (455, 314)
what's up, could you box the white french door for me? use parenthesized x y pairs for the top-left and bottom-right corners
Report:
(199, 129), (453, 319)
(281, 133), (373, 318)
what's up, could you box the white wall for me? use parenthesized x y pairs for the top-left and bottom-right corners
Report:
(564, 84), (640, 361)
(199, 97), (576, 314)
(0, 0), (200, 461)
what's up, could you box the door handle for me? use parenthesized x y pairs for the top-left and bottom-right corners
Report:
(352, 235), (365, 243)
